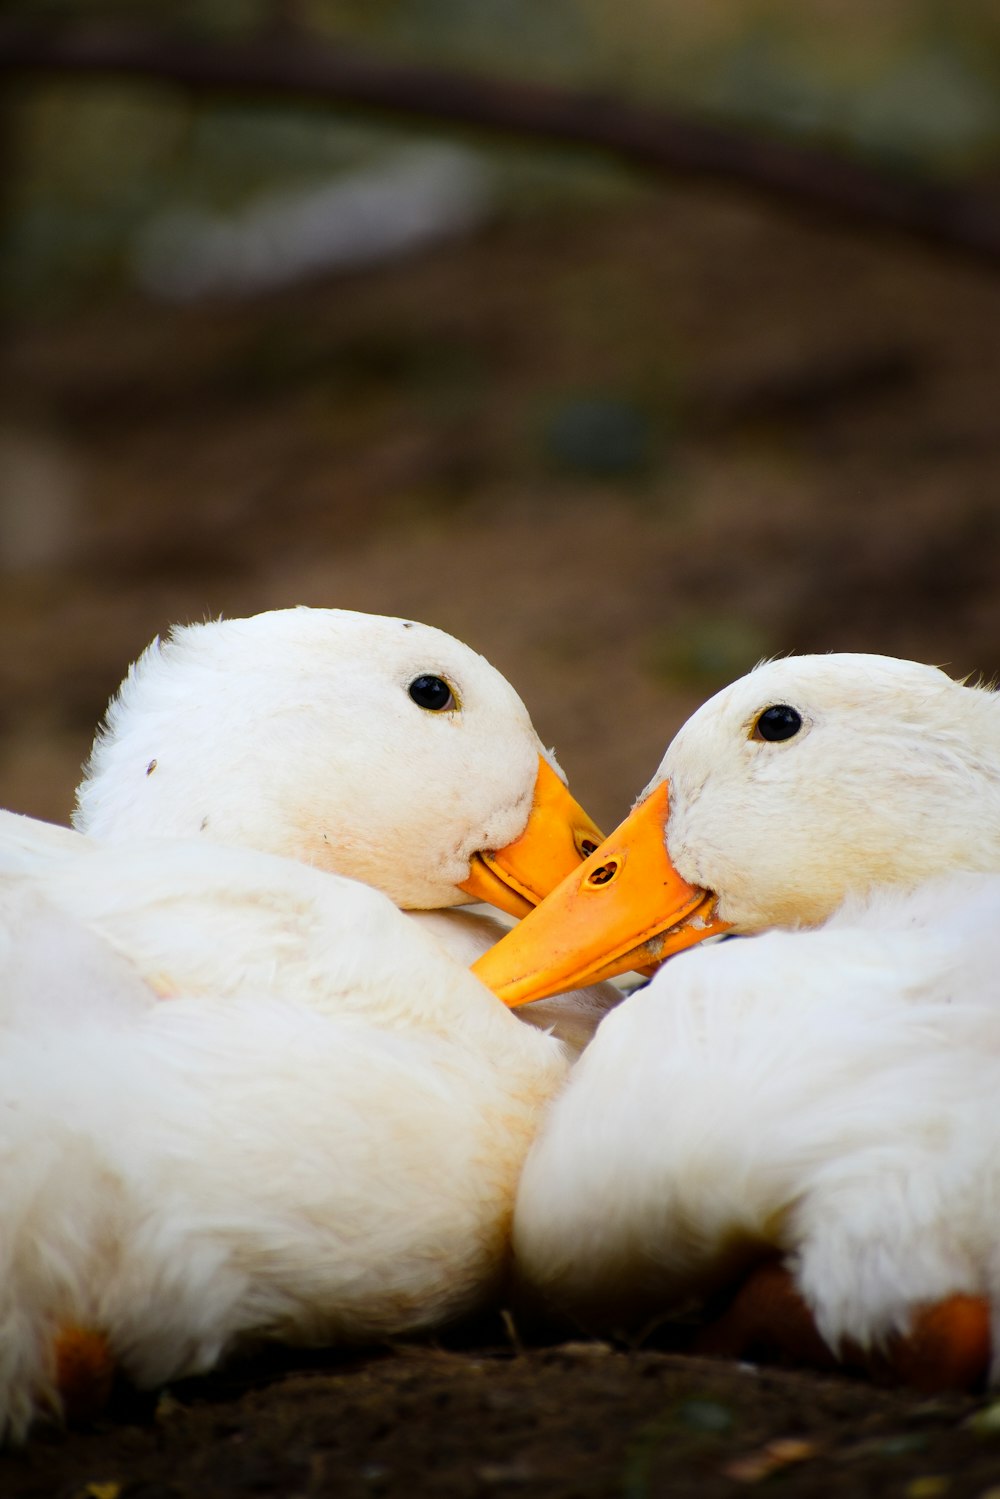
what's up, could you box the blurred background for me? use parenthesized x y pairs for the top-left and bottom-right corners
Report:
(1, 0), (999, 831)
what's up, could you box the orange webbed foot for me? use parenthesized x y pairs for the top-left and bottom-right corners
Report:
(52, 1325), (115, 1424)
(693, 1261), (839, 1371)
(694, 1263), (991, 1393)
(883, 1294), (991, 1394)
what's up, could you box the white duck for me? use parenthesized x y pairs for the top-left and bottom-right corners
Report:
(0, 606), (612, 1437)
(475, 653), (1000, 1387)
(69, 606), (616, 1054)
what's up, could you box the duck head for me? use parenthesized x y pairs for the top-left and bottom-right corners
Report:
(73, 608), (603, 914)
(474, 652), (1000, 1004)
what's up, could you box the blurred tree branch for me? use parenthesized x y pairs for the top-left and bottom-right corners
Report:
(1, 20), (998, 263)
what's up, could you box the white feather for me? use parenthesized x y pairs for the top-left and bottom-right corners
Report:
(0, 841), (567, 1440)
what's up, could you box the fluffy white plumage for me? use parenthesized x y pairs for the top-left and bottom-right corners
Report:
(73, 607), (552, 911)
(0, 839), (568, 1441)
(658, 652), (1000, 931)
(70, 606), (618, 1050)
(513, 654), (1000, 1372)
(516, 879), (1000, 1347)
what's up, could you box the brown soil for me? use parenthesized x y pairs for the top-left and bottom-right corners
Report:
(1, 182), (1000, 1493)
(5, 1339), (1000, 1499)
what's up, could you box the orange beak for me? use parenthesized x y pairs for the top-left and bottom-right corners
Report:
(471, 782), (730, 1005)
(458, 755), (605, 920)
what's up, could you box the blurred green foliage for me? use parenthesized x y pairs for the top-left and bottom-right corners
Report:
(3, 0), (999, 314)
(645, 619), (775, 692)
(543, 397), (653, 479)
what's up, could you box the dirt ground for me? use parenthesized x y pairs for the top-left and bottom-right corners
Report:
(5, 1338), (1000, 1499)
(1, 178), (1000, 1494)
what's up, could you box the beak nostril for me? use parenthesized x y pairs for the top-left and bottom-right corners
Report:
(587, 859), (619, 888)
(578, 838), (598, 859)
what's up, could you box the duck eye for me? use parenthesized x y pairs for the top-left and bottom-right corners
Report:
(752, 704), (802, 743)
(408, 675), (456, 712)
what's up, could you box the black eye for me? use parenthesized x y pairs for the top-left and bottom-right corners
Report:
(753, 704), (802, 742)
(408, 675), (456, 712)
